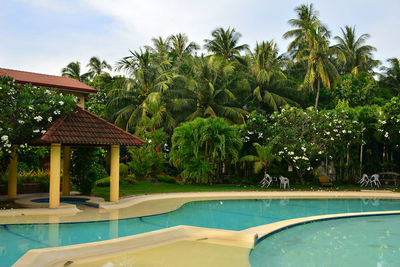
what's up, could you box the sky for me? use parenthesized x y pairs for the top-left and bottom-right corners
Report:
(1, 0), (399, 75)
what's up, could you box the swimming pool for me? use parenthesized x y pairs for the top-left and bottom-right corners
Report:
(1, 198), (400, 266)
(250, 214), (400, 266)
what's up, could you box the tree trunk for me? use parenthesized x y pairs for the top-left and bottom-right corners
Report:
(314, 78), (321, 110)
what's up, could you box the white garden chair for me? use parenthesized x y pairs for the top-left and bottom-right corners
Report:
(279, 176), (290, 189)
(259, 173), (273, 188)
(370, 174), (381, 188)
(359, 174), (370, 187)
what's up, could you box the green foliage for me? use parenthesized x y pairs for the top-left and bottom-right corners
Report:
(332, 73), (387, 107)
(170, 117), (242, 184)
(128, 145), (165, 179)
(71, 148), (107, 195)
(241, 141), (281, 174)
(94, 177), (110, 187)
(156, 174), (177, 184)
(119, 163), (129, 176)
(0, 76), (76, 154)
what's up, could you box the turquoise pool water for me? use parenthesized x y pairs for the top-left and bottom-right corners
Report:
(250, 214), (400, 266)
(1, 198), (400, 266)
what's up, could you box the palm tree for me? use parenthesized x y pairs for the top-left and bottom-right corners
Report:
(302, 25), (340, 109)
(334, 26), (378, 74)
(380, 58), (400, 96)
(284, 4), (338, 109)
(241, 141), (280, 177)
(283, 3), (330, 58)
(168, 33), (199, 60)
(145, 36), (171, 61)
(204, 27), (249, 60)
(169, 55), (248, 124)
(115, 48), (156, 94)
(61, 61), (89, 82)
(86, 57), (112, 78)
(251, 41), (295, 111)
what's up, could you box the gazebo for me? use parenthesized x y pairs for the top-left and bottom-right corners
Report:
(1, 67), (144, 208)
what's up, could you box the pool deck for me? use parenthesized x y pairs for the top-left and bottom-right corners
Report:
(1, 190), (400, 224)
(4, 190), (400, 267)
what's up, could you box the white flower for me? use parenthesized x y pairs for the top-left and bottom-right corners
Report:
(330, 137), (334, 141)
(34, 116), (43, 122)
(18, 120), (24, 124)
(301, 147), (306, 152)
(342, 130), (346, 133)
(53, 110), (61, 115)
(48, 117), (52, 122)
(33, 129), (40, 133)
(45, 89), (51, 94)
(28, 106), (34, 110)
(1, 135), (8, 142)
(385, 132), (389, 138)
(318, 151), (323, 155)
(58, 101), (64, 105)
(41, 130), (46, 134)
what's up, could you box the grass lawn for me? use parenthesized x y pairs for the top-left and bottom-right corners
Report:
(92, 181), (398, 200)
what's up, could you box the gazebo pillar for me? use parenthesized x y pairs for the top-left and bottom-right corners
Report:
(7, 146), (18, 200)
(62, 146), (71, 196)
(49, 143), (61, 208)
(110, 145), (120, 202)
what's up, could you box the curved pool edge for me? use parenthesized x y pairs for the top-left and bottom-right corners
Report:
(3, 190), (400, 225)
(13, 210), (400, 267)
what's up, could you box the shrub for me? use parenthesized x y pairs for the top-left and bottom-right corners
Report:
(119, 163), (129, 176)
(123, 174), (137, 184)
(94, 177), (110, 187)
(156, 174), (177, 184)
(72, 148), (107, 195)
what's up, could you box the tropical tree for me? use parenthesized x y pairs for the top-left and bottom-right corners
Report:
(86, 56), (112, 78)
(380, 58), (400, 96)
(283, 3), (329, 58)
(146, 36), (171, 60)
(170, 117), (242, 184)
(61, 61), (90, 82)
(168, 33), (199, 61)
(302, 26), (340, 109)
(334, 25), (378, 74)
(250, 41), (294, 111)
(204, 27), (249, 60)
(241, 141), (280, 177)
(170, 55), (248, 123)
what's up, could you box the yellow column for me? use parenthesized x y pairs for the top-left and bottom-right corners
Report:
(110, 145), (120, 202)
(49, 143), (61, 208)
(62, 146), (71, 196)
(7, 146), (18, 200)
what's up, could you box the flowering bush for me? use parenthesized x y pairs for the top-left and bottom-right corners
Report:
(378, 97), (400, 148)
(0, 76), (76, 154)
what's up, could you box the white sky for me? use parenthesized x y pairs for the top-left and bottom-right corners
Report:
(1, 0), (399, 75)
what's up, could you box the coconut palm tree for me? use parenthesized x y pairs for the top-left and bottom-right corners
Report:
(145, 36), (171, 61)
(251, 41), (295, 111)
(380, 58), (400, 96)
(115, 48), (156, 94)
(334, 26), (378, 74)
(285, 4), (338, 109)
(302, 25), (340, 109)
(169, 55), (248, 124)
(86, 57), (112, 78)
(283, 3), (330, 58)
(204, 27), (249, 61)
(168, 33), (199, 61)
(241, 141), (280, 177)
(61, 61), (90, 82)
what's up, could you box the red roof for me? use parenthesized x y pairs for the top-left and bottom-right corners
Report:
(37, 107), (145, 146)
(0, 67), (97, 94)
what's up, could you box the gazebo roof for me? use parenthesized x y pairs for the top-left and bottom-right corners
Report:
(0, 67), (97, 94)
(36, 107), (145, 147)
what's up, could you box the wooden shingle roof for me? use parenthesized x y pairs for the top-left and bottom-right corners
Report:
(0, 67), (97, 94)
(38, 107), (145, 146)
